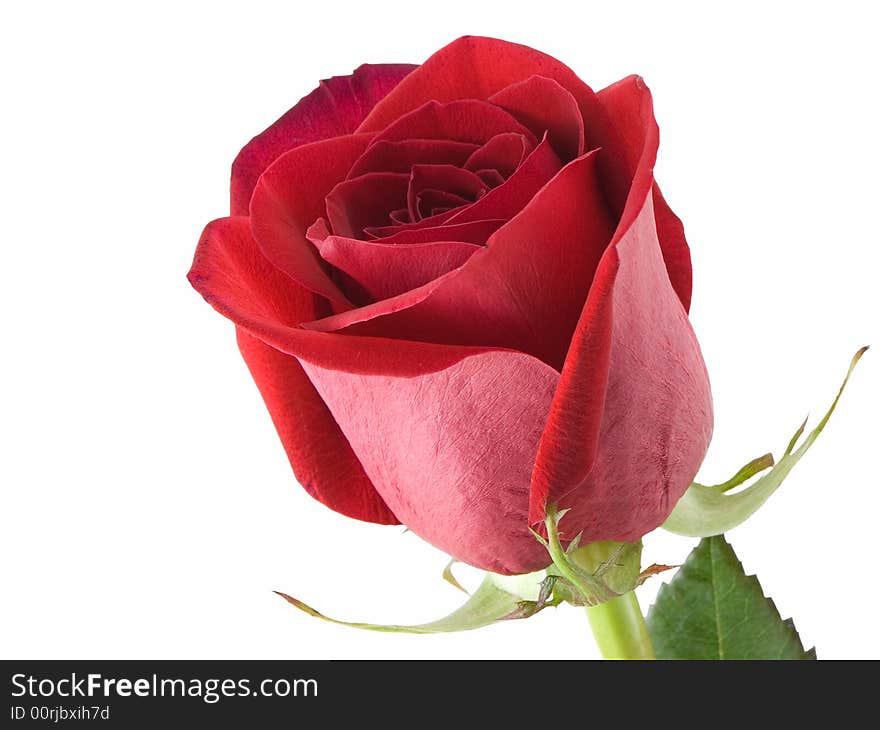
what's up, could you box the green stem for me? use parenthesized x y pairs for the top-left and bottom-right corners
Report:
(586, 590), (655, 660)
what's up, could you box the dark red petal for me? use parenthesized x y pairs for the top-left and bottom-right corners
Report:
(236, 329), (398, 524)
(595, 76), (692, 310)
(300, 351), (558, 573)
(388, 208), (410, 225)
(231, 63), (415, 216)
(444, 135), (561, 225)
(347, 138), (479, 178)
(476, 169), (505, 188)
(188, 216), (502, 377)
(364, 209), (459, 239)
(249, 134), (373, 304)
(365, 218), (505, 245)
(529, 193), (713, 537)
(325, 171), (410, 238)
(313, 236), (480, 300)
(489, 75), (585, 161)
(371, 98), (536, 147)
(463, 133), (529, 177)
(407, 164), (487, 220)
(303, 150), (615, 371)
(413, 190), (470, 221)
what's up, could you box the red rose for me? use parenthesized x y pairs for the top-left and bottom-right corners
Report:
(189, 36), (713, 574)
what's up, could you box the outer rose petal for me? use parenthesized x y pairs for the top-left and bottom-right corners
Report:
(358, 36), (602, 138)
(188, 217), (397, 524)
(230, 63), (415, 215)
(300, 351), (559, 574)
(237, 329), (398, 524)
(529, 194), (713, 539)
(249, 134), (374, 305)
(596, 76), (692, 310)
(188, 216), (505, 377)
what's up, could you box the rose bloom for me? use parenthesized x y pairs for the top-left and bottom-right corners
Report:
(189, 36), (713, 574)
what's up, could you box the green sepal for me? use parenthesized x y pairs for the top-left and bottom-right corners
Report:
(275, 569), (552, 634)
(663, 347), (866, 537)
(536, 506), (661, 607)
(647, 535), (815, 659)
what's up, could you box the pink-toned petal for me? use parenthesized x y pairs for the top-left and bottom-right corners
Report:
(371, 98), (536, 147)
(305, 150), (615, 371)
(188, 216), (497, 377)
(236, 328), (398, 524)
(300, 350), (560, 573)
(463, 133), (529, 177)
(249, 134), (375, 305)
(530, 193), (713, 539)
(347, 138), (479, 178)
(313, 236), (480, 301)
(232, 63), (415, 215)
(596, 75), (692, 310)
(325, 171), (410, 238)
(490, 75), (585, 161)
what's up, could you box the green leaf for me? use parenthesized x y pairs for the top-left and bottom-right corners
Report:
(647, 535), (815, 660)
(275, 573), (547, 634)
(663, 347), (867, 537)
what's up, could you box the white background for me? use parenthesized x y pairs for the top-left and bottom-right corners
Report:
(2, 1), (878, 659)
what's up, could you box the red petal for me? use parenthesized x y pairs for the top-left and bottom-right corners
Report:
(475, 169), (505, 188)
(364, 218), (505, 245)
(490, 75), (585, 161)
(413, 190), (470, 221)
(444, 135), (561, 225)
(371, 98), (536, 147)
(303, 150), (615, 371)
(363, 209), (459, 239)
(407, 164), (487, 221)
(325, 171), (409, 238)
(313, 236), (480, 301)
(358, 36), (601, 138)
(188, 216), (501, 376)
(232, 63), (414, 216)
(347, 138), (479, 178)
(362, 137), (560, 241)
(249, 134), (373, 304)
(300, 350), (559, 573)
(529, 193), (713, 537)
(595, 76), (692, 310)
(463, 133), (529, 177)
(188, 218), (398, 523)
(237, 329), (398, 524)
